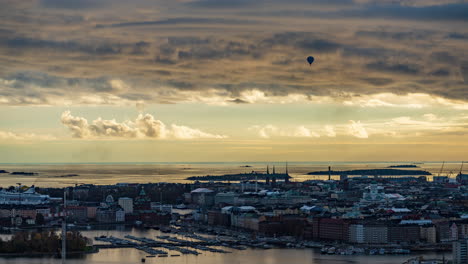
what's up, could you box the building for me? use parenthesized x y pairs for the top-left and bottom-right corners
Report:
(215, 192), (238, 205)
(420, 225), (437, 244)
(453, 238), (468, 264)
(349, 224), (364, 243)
(317, 218), (349, 241)
(433, 176), (449, 183)
(66, 206), (88, 222)
(116, 209), (125, 222)
(207, 210), (230, 226)
(150, 203), (172, 213)
(118, 197), (134, 214)
(134, 187), (151, 210)
(388, 225), (419, 243)
(86, 205), (98, 219)
(364, 225), (388, 244)
(190, 188), (215, 207)
(96, 208), (116, 223)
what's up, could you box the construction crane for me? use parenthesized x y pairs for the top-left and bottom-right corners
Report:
(438, 161), (445, 177)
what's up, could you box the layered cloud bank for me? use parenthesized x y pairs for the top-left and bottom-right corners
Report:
(60, 111), (227, 139)
(0, 0), (467, 108)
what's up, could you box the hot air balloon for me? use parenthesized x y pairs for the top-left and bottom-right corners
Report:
(307, 56), (314, 66)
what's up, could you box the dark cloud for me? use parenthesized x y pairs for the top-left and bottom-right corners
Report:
(167, 80), (196, 90)
(430, 69), (451, 77)
(153, 56), (177, 65)
(341, 3), (468, 21)
(168, 37), (212, 46)
(461, 61), (468, 84)
(260, 32), (342, 53)
(40, 0), (107, 9)
(176, 41), (253, 60)
(366, 61), (421, 75)
(297, 39), (342, 52)
(131, 41), (151, 55)
(361, 78), (394, 86)
(3, 72), (115, 93)
(119, 93), (153, 101)
(447, 33), (468, 39)
(343, 46), (396, 58)
(3, 37), (122, 55)
(96, 17), (257, 28)
(228, 98), (249, 104)
(187, 0), (354, 9)
(355, 30), (435, 40)
(186, 0), (257, 8)
(430, 52), (458, 64)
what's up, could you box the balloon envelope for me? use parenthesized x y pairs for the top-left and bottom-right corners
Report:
(307, 56), (314, 65)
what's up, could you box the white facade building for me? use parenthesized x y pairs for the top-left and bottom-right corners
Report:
(118, 197), (134, 214)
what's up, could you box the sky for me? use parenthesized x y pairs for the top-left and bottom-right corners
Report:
(0, 0), (468, 163)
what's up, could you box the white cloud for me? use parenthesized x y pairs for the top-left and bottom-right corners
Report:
(324, 125), (337, 137)
(170, 124), (226, 139)
(423, 113), (438, 121)
(292, 126), (320, 138)
(61, 111), (227, 140)
(61, 111), (91, 138)
(250, 125), (319, 138)
(347, 120), (369, 138)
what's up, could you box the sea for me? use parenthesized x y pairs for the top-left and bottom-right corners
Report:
(0, 161), (463, 187)
(0, 227), (449, 264)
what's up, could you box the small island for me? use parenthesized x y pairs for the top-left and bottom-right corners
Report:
(187, 172), (291, 181)
(10, 172), (38, 176)
(308, 169), (431, 176)
(55, 174), (79, 178)
(387, 165), (419, 168)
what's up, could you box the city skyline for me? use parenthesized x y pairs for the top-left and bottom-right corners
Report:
(1, 0), (468, 162)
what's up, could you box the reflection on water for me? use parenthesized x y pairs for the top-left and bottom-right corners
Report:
(0, 227), (450, 264)
(0, 162), (461, 187)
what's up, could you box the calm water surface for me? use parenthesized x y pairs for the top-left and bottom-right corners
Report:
(0, 161), (462, 187)
(0, 227), (449, 264)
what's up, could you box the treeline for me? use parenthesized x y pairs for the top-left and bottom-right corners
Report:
(0, 231), (90, 254)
